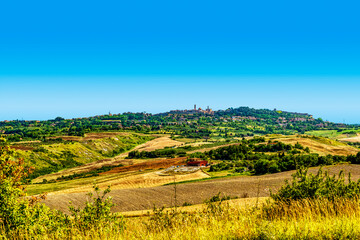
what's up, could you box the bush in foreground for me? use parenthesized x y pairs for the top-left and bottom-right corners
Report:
(4, 145), (360, 239)
(271, 167), (360, 202)
(0, 146), (123, 239)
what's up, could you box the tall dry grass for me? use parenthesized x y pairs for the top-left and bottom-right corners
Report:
(4, 197), (360, 240)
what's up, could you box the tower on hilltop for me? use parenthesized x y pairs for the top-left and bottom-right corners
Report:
(194, 104), (197, 110)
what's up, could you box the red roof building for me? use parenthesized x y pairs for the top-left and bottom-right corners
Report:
(187, 160), (208, 167)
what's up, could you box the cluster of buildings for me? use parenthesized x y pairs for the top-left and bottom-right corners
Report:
(169, 105), (214, 115)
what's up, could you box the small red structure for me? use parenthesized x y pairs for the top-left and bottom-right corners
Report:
(187, 160), (208, 167)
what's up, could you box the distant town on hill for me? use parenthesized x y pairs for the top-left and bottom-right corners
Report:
(0, 106), (356, 143)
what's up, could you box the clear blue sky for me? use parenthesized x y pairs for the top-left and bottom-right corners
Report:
(1, 0), (360, 123)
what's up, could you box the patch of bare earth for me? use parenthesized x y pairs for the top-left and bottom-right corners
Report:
(340, 134), (360, 143)
(9, 145), (35, 151)
(101, 157), (188, 174)
(42, 164), (360, 213)
(32, 136), (184, 183)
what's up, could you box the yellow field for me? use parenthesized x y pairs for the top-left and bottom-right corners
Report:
(50, 170), (210, 195)
(134, 136), (184, 151)
(340, 134), (360, 143)
(121, 196), (268, 217)
(268, 134), (359, 155)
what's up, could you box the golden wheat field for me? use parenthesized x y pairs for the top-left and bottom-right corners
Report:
(48, 170), (210, 195)
(270, 135), (359, 155)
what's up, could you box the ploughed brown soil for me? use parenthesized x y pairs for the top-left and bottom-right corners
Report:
(42, 164), (360, 214)
(100, 157), (188, 174)
(9, 145), (35, 151)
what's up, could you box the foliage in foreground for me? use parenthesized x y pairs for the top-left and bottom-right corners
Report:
(0, 146), (122, 239)
(5, 196), (360, 239)
(4, 146), (360, 239)
(271, 167), (360, 202)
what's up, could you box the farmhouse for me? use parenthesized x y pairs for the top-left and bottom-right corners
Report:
(187, 160), (208, 167)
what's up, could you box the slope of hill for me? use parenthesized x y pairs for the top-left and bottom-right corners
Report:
(30, 136), (183, 183)
(12, 132), (153, 179)
(1, 106), (359, 197)
(268, 135), (359, 156)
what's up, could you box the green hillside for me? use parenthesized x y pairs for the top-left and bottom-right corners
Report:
(1, 106), (357, 143)
(12, 133), (153, 179)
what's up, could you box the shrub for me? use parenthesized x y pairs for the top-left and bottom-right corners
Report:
(0, 145), (124, 237)
(271, 167), (360, 202)
(69, 185), (123, 231)
(252, 158), (277, 175)
(0, 146), (68, 235)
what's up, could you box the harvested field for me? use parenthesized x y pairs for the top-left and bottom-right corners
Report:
(187, 143), (240, 154)
(42, 164), (360, 213)
(50, 170), (209, 194)
(270, 135), (359, 156)
(134, 136), (183, 152)
(100, 157), (188, 174)
(9, 145), (34, 151)
(31, 158), (144, 183)
(122, 197), (268, 217)
(187, 141), (212, 147)
(11, 140), (41, 144)
(32, 136), (180, 182)
(340, 134), (360, 143)
(186, 135), (359, 155)
(48, 132), (130, 141)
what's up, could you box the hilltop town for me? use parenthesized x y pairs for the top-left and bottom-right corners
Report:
(168, 104), (214, 115)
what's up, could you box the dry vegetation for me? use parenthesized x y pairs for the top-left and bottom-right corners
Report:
(9, 145), (35, 151)
(134, 136), (183, 152)
(269, 135), (359, 155)
(32, 136), (183, 183)
(187, 142), (240, 154)
(48, 132), (131, 141)
(42, 164), (360, 213)
(50, 170), (209, 195)
(121, 196), (267, 217)
(101, 157), (188, 174)
(28, 158), (205, 195)
(340, 134), (360, 143)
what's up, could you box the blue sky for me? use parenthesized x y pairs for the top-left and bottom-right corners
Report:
(1, 0), (360, 123)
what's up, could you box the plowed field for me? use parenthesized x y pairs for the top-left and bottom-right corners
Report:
(42, 164), (360, 213)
